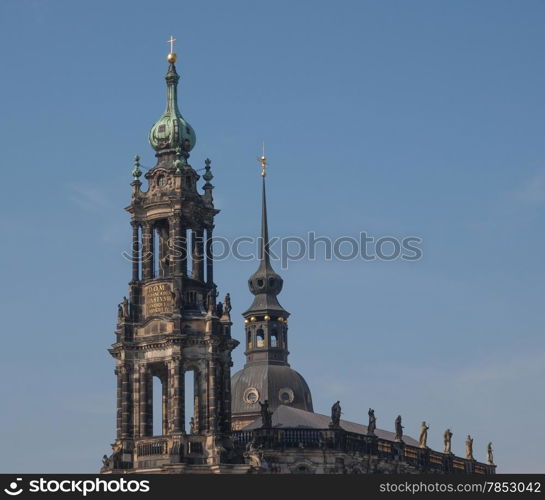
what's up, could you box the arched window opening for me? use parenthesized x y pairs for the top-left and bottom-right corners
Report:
(185, 370), (197, 434)
(152, 220), (170, 278)
(270, 329), (278, 347)
(151, 376), (165, 436)
(185, 291), (198, 308)
(152, 227), (159, 278)
(256, 329), (265, 348)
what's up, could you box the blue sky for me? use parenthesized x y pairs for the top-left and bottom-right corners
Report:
(0, 0), (544, 473)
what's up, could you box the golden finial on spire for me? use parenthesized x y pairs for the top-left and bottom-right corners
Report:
(167, 36), (177, 63)
(258, 142), (267, 177)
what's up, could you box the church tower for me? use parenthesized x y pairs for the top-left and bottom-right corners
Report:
(101, 43), (241, 473)
(230, 156), (313, 430)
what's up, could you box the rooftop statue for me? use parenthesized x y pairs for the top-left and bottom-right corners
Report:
(367, 408), (376, 435)
(394, 415), (404, 442)
(419, 421), (429, 448)
(444, 429), (453, 454)
(330, 401), (342, 427)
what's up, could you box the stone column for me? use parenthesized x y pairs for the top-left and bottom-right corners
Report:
(168, 216), (178, 277)
(162, 373), (168, 436)
(222, 360), (232, 433)
(131, 221), (140, 281)
(142, 223), (153, 280)
(205, 227), (213, 285)
(146, 371), (153, 436)
(120, 364), (132, 438)
(178, 223), (187, 276)
(194, 367), (203, 434)
(115, 366), (122, 440)
(139, 365), (152, 437)
(197, 229), (205, 281)
(168, 357), (184, 433)
(207, 355), (217, 433)
(132, 365), (141, 437)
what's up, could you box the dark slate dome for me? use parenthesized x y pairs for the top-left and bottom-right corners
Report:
(231, 363), (313, 416)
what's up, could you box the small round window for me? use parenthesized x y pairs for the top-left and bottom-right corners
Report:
(257, 279), (264, 288)
(278, 387), (295, 404)
(243, 387), (260, 405)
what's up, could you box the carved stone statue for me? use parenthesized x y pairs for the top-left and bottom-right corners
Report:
(466, 435), (474, 460)
(367, 408), (376, 435)
(111, 441), (122, 455)
(159, 254), (170, 277)
(244, 439), (263, 469)
(259, 400), (273, 428)
(109, 441), (122, 468)
(216, 301), (224, 318)
(102, 454), (111, 468)
(487, 442), (494, 465)
(419, 421), (429, 448)
(224, 293), (232, 314)
(330, 401), (342, 427)
(206, 288), (215, 314)
(443, 428), (453, 454)
(190, 417), (197, 434)
(394, 415), (404, 441)
(118, 296), (129, 321)
(171, 284), (183, 313)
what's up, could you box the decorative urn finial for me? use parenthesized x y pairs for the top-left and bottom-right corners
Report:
(132, 155), (142, 179)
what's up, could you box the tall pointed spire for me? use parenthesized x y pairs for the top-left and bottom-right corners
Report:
(259, 157), (270, 267)
(243, 153), (289, 357)
(231, 152), (314, 425)
(245, 154), (285, 311)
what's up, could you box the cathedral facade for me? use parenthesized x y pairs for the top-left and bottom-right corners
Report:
(100, 47), (495, 475)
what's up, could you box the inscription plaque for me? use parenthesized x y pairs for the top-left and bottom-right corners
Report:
(144, 283), (173, 317)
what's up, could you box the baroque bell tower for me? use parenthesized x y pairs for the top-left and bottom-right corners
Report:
(101, 41), (241, 473)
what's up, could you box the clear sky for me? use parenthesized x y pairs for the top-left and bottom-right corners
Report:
(0, 0), (544, 473)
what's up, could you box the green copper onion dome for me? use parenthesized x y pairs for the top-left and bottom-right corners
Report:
(149, 58), (196, 154)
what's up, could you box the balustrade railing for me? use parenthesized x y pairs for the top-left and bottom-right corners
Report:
(232, 428), (494, 474)
(136, 438), (167, 457)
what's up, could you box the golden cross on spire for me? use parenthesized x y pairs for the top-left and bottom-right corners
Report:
(258, 142), (267, 177)
(167, 36), (176, 54)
